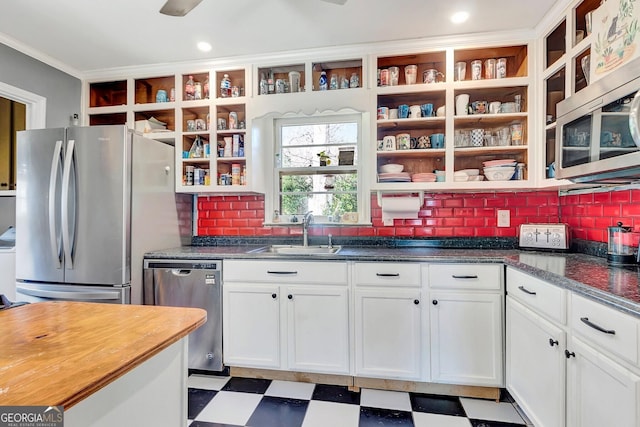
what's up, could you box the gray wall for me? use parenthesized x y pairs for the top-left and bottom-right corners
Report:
(0, 43), (81, 128)
(0, 43), (81, 229)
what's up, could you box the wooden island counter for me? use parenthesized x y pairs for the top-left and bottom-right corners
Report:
(0, 301), (206, 426)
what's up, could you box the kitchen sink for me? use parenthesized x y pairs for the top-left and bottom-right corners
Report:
(249, 245), (342, 255)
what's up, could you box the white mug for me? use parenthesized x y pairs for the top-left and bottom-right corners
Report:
(409, 105), (421, 118)
(389, 109), (399, 119)
(489, 101), (502, 114)
(455, 94), (470, 116)
(383, 135), (396, 151)
(436, 105), (446, 117)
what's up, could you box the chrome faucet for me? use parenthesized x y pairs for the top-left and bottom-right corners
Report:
(302, 211), (314, 247)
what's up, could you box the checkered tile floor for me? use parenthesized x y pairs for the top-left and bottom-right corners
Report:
(187, 375), (533, 427)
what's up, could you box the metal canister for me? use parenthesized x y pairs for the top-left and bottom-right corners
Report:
(185, 166), (194, 186)
(232, 163), (241, 185)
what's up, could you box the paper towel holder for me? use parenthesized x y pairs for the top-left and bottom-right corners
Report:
(376, 191), (424, 207)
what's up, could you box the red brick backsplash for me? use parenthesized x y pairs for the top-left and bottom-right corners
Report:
(196, 191), (561, 238)
(559, 188), (640, 244)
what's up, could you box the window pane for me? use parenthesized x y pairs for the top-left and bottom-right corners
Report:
(280, 122), (358, 168)
(279, 173), (358, 217)
(274, 114), (362, 223)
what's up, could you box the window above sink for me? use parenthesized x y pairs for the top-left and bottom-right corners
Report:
(265, 110), (370, 225)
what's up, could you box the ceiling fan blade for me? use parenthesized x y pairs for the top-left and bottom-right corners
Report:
(159, 0), (204, 16)
(321, 0), (348, 4)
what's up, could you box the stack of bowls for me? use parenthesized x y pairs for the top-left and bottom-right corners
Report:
(482, 159), (516, 181)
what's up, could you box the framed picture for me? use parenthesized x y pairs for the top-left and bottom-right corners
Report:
(591, 0), (640, 83)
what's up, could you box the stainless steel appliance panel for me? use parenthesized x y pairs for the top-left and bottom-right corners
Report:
(64, 125), (130, 286)
(556, 55), (640, 183)
(16, 128), (66, 283)
(16, 282), (130, 304)
(143, 259), (223, 372)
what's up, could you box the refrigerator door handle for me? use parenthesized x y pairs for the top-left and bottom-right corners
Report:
(48, 140), (63, 269)
(61, 139), (76, 269)
(17, 286), (124, 301)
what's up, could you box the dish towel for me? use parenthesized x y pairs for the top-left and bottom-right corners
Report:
(380, 197), (422, 226)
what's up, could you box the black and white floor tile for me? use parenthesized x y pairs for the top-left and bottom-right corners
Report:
(187, 375), (533, 427)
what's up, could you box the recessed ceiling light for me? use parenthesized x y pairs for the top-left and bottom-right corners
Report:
(197, 41), (212, 52)
(451, 11), (469, 24)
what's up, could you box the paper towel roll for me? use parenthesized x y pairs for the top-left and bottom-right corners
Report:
(381, 197), (421, 226)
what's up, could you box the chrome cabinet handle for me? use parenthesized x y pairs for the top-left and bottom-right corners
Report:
(580, 317), (616, 335)
(376, 273), (400, 277)
(549, 338), (559, 347)
(267, 271), (297, 275)
(452, 275), (478, 279)
(518, 285), (537, 295)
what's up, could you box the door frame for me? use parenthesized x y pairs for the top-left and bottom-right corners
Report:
(0, 81), (46, 130)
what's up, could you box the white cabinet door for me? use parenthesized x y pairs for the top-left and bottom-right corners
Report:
(223, 283), (281, 369)
(506, 297), (566, 427)
(285, 285), (350, 374)
(567, 336), (640, 427)
(430, 291), (503, 386)
(355, 288), (424, 380)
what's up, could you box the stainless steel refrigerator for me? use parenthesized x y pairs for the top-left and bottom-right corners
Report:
(15, 125), (183, 305)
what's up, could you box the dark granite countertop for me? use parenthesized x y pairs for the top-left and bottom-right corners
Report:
(504, 253), (640, 318)
(144, 245), (520, 262)
(145, 244), (640, 318)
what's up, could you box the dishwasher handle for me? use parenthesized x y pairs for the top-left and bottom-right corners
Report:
(171, 269), (193, 276)
(144, 260), (221, 270)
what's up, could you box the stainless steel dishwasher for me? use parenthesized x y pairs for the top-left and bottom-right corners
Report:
(143, 259), (223, 372)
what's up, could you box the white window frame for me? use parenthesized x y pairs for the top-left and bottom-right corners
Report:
(264, 109), (371, 225)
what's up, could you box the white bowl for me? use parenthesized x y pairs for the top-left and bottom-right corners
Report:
(483, 166), (516, 174)
(453, 173), (469, 182)
(468, 175), (485, 181)
(484, 168), (515, 181)
(379, 163), (404, 173)
(457, 168), (480, 176)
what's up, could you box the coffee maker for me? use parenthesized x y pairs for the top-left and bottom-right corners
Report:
(607, 222), (637, 265)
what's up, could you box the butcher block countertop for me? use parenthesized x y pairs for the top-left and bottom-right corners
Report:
(0, 301), (206, 408)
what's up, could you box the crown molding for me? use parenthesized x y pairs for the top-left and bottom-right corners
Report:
(82, 28), (536, 81)
(535, 0), (576, 37)
(0, 32), (82, 79)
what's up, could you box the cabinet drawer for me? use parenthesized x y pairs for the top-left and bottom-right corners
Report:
(571, 293), (639, 366)
(354, 263), (420, 287)
(224, 260), (348, 284)
(427, 264), (503, 290)
(506, 267), (567, 325)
